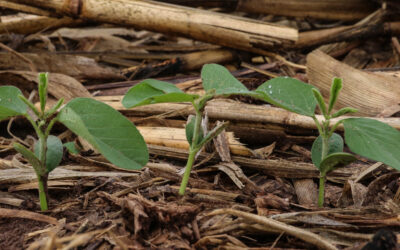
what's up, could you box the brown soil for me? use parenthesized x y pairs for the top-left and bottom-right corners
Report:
(0, 218), (46, 249)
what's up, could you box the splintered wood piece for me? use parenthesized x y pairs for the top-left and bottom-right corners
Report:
(8, 180), (96, 192)
(0, 191), (24, 207)
(137, 126), (252, 156)
(251, 142), (276, 159)
(0, 53), (123, 80)
(148, 145), (362, 179)
(213, 121), (232, 162)
(0, 208), (58, 225)
(317, 9), (385, 56)
(180, 49), (236, 70)
(237, 0), (376, 21)
(11, 0), (298, 52)
(97, 97), (400, 130)
(210, 162), (245, 189)
(207, 208), (337, 250)
(169, 186), (240, 201)
(307, 50), (400, 116)
(0, 15), (81, 34)
(297, 22), (400, 48)
(0, 166), (139, 185)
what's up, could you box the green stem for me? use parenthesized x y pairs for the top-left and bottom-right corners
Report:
(25, 113), (50, 210)
(318, 122), (330, 207)
(318, 175), (326, 207)
(179, 148), (198, 195)
(191, 107), (203, 146)
(38, 126), (49, 211)
(179, 105), (203, 196)
(18, 95), (41, 118)
(45, 117), (58, 137)
(328, 119), (343, 137)
(196, 121), (229, 150)
(312, 115), (323, 135)
(24, 114), (42, 139)
(36, 173), (49, 211)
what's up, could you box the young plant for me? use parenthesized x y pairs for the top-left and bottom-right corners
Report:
(122, 64), (256, 195)
(0, 73), (148, 211)
(255, 77), (400, 207)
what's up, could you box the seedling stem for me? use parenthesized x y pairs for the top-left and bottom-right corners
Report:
(179, 105), (203, 195)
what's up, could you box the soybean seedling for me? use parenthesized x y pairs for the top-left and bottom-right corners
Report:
(255, 77), (400, 207)
(1, 73), (148, 211)
(122, 64), (256, 195)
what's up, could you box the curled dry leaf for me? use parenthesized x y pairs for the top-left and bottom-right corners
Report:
(337, 180), (367, 208)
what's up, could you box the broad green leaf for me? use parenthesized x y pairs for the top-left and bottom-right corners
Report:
(13, 142), (44, 176)
(312, 89), (328, 117)
(38, 72), (48, 113)
(311, 133), (344, 168)
(0, 86), (27, 120)
(201, 64), (254, 95)
(34, 135), (63, 173)
(255, 77), (317, 117)
(185, 116), (203, 146)
(319, 152), (357, 176)
(328, 78), (342, 113)
(64, 142), (80, 155)
(343, 118), (400, 170)
(122, 79), (198, 108)
(58, 98), (148, 170)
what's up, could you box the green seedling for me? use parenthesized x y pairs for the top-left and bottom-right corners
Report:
(255, 77), (400, 207)
(122, 63), (400, 205)
(0, 73), (148, 211)
(122, 64), (258, 195)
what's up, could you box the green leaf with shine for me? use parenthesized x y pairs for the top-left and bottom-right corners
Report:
(122, 79), (198, 108)
(58, 98), (148, 170)
(0, 86), (27, 120)
(343, 118), (400, 170)
(201, 64), (254, 95)
(319, 152), (357, 176)
(255, 77), (317, 117)
(34, 135), (63, 173)
(311, 133), (344, 168)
